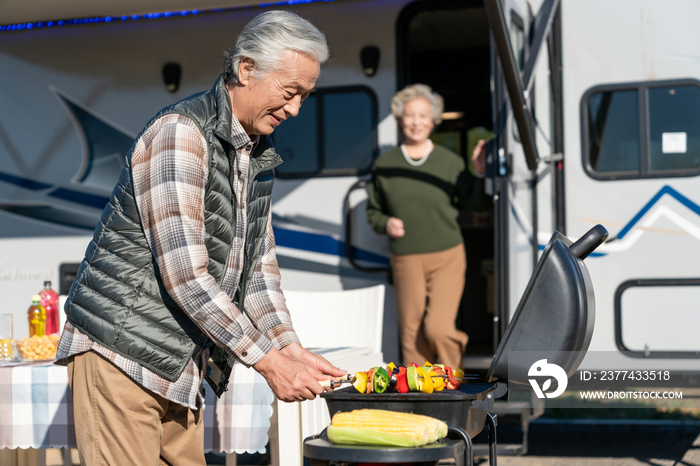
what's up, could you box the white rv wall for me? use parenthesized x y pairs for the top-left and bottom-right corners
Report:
(562, 0), (700, 370)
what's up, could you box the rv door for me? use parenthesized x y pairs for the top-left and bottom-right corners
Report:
(487, 0), (562, 330)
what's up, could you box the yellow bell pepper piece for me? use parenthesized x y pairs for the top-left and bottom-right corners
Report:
(387, 362), (396, 373)
(429, 370), (445, 391)
(416, 368), (433, 394)
(353, 371), (368, 394)
(453, 367), (464, 379)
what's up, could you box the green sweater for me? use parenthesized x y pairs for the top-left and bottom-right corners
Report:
(367, 144), (467, 255)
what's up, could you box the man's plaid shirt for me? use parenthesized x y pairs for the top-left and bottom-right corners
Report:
(56, 112), (300, 409)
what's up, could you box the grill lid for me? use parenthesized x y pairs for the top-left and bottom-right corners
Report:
(486, 224), (608, 387)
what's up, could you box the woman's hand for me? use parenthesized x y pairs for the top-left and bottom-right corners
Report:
(472, 139), (488, 175)
(386, 217), (405, 238)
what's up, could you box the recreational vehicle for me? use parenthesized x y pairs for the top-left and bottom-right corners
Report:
(1, 0), (699, 383)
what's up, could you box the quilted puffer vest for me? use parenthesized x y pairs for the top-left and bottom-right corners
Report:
(65, 75), (282, 396)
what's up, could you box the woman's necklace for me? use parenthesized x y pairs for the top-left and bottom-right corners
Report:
(401, 139), (433, 167)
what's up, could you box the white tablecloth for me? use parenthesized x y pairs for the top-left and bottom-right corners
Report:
(0, 360), (274, 454)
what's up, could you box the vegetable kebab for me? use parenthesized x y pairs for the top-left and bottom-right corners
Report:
(351, 362), (465, 394)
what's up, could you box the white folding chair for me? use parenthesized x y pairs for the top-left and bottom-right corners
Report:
(270, 284), (386, 466)
(283, 284), (385, 354)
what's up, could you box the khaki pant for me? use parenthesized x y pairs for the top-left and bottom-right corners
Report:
(390, 243), (469, 369)
(67, 350), (205, 466)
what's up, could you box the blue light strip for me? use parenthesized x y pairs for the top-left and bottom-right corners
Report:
(0, 0), (336, 32)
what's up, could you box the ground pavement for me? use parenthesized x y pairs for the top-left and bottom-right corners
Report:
(474, 419), (700, 466)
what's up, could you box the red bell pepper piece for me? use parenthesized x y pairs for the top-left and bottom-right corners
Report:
(445, 366), (459, 389)
(396, 366), (409, 393)
(408, 362), (419, 367)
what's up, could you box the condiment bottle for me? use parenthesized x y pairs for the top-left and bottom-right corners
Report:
(0, 314), (13, 360)
(27, 295), (46, 337)
(39, 281), (59, 335)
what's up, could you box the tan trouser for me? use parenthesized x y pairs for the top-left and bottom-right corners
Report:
(67, 350), (205, 466)
(390, 243), (469, 369)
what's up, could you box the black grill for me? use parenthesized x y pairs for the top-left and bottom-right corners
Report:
(305, 225), (609, 466)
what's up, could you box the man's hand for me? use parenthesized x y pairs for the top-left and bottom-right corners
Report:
(253, 347), (326, 402)
(386, 217), (405, 238)
(281, 343), (347, 381)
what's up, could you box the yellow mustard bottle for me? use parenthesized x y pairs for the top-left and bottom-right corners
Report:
(27, 295), (46, 337)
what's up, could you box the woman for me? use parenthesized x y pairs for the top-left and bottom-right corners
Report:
(367, 84), (481, 369)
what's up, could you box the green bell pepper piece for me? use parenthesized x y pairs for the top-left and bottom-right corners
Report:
(373, 367), (390, 394)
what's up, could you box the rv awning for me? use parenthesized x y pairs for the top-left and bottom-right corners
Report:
(1, 0), (266, 26)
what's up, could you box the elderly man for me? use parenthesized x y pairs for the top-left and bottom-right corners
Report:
(55, 10), (344, 466)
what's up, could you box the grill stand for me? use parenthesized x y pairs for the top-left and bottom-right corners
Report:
(303, 414), (498, 466)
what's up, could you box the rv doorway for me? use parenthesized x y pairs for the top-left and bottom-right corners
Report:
(397, 0), (496, 368)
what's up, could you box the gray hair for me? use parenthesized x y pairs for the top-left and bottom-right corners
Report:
(223, 10), (330, 84)
(391, 84), (444, 125)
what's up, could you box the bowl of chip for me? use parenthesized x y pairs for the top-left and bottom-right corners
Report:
(12, 335), (60, 362)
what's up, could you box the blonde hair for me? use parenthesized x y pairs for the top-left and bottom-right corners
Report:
(391, 84), (444, 125)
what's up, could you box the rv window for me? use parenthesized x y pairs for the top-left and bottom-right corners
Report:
(615, 278), (700, 358)
(586, 89), (641, 174)
(582, 80), (700, 179)
(648, 86), (700, 172)
(273, 86), (378, 178)
(272, 95), (320, 177)
(322, 91), (375, 171)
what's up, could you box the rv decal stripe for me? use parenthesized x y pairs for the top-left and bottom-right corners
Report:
(537, 242), (604, 257)
(617, 185), (700, 240)
(510, 201), (607, 257)
(276, 254), (380, 279)
(272, 227), (389, 265)
(516, 185), (700, 257)
(48, 188), (110, 210)
(0, 171), (52, 190)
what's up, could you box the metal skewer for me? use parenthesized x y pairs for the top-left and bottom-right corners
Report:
(319, 373), (356, 389)
(320, 372), (476, 388)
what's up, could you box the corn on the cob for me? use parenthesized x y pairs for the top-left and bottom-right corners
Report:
(326, 425), (428, 447)
(330, 409), (447, 444)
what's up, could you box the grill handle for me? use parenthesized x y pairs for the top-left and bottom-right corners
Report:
(569, 224), (609, 260)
